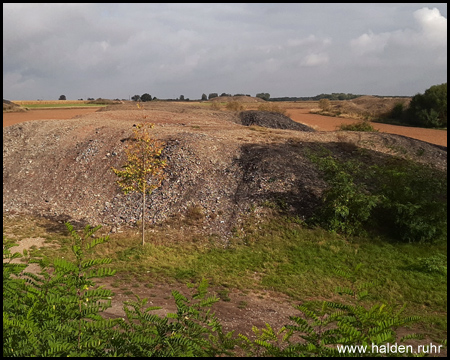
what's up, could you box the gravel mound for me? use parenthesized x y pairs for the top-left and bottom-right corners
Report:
(3, 106), (446, 242)
(238, 110), (316, 132)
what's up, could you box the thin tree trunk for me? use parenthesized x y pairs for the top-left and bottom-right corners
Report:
(142, 183), (145, 246)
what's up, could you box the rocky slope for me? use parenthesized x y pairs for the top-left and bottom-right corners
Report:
(3, 104), (447, 241)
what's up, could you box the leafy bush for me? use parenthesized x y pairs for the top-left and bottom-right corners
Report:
(307, 150), (447, 243)
(389, 102), (405, 121)
(414, 254), (447, 275)
(404, 83), (447, 128)
(3, 223), (235, 357)
(3, 224), (117, 357)
(338, 121), (378, 132)
(306, 153), (380, 236)
(371, 160), (447, 243)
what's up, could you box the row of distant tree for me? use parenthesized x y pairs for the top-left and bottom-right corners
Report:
(127, 92), (367, 102)
(57, 92), (364, 102)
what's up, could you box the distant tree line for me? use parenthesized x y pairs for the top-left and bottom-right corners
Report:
(270, 93), (362, 102)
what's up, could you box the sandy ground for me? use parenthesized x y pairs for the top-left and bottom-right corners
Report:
(4, 107), (446, 147)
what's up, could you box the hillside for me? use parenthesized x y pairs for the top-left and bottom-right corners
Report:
(3, 102), (446, 240)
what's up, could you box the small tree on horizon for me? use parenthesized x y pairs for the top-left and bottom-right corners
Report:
(256, 93), (270, 101)
(141, 93), (152, 102)
(111, 122), (167, 246)
(59, 95), (66, 100)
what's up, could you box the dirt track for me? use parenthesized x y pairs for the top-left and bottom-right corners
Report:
(287, 108), (447, 147)
(2, 108), (102, 127)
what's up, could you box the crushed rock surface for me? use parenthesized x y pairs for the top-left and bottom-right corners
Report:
(3, 104), (447, 241)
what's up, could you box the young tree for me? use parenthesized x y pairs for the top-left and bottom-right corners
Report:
(111, 123), (167, 245)
(59, 95), (67, 100)
(201, 93), (207, 101)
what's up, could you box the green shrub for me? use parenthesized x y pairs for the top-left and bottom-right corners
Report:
(404, 83), (447, 128)
(307, 150), (447, 243)
(414, 254), (447, 275)
(390, 102), (405, 120)
(3, 223), (235, 357)
(371, 160), (447, 243)
(306, 153), (380, 236)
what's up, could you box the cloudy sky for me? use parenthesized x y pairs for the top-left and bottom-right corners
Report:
(3, 3), (447, 100)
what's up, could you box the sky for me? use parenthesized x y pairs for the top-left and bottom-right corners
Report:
(3, 3), (447, 100)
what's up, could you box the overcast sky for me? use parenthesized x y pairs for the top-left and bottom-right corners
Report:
(3, 3), (447, 100)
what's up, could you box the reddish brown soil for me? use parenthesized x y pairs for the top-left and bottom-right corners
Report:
(287, 108), (447, 147)
(4, 107), (446, 147)
(3, 108), (102, 127)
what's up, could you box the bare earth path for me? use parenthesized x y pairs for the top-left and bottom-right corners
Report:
(3, 108), (102, 127)
(287, 108), (447, 147)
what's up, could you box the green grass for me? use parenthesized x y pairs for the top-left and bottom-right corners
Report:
(4, 212), (446, 341)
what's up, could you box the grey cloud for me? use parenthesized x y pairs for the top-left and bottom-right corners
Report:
(3, 3), (447, 100)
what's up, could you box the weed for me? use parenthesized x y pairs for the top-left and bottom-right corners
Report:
(257, 103), (289, 116)
(338, 121), (378, 132)
(210, 102), (221, 110)
(414, 254), (447, 275)
(217, 289), (231, 302)
(237, 301), (248, 309)
(184, 204), (205, 225)
(416, 147), (425, 156)
(225, 101), (244, 111)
